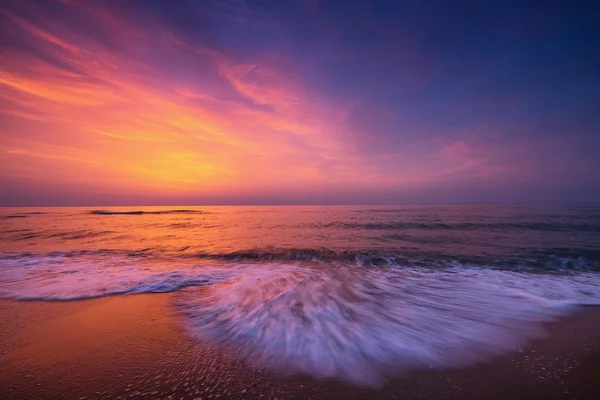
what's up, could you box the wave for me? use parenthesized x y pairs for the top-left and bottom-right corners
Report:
(0, 212), (48, 219)
(2, 247), (599, 271)
(89, 209), (209, 215)
(2, 252), (598, 302)
(0, 253), (598, 385)
(313, 221), (600, 232)
(178, 264), (597, 386)
(2, 229), (116, 241)
(181, 248), (597, 271)
(0, 255), (233, 300)
(174, 247), (600, 270)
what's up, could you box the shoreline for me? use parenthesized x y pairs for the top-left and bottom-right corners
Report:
(1, 294), (599, 399)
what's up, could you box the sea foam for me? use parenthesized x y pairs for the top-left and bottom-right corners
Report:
(0, 254), (598, 385)
(177, 263), (598, 385)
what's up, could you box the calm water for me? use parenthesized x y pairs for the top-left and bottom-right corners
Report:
(1, 205), (600, 385)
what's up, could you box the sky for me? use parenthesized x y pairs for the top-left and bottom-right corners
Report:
(0, 0), (599, 206)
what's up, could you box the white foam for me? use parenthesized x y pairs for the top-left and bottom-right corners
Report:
(0, 255), (233, 300)
(177, 264), (600, 386)
(0, 255), (599, 385)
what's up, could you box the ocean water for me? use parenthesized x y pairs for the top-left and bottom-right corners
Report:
(1, 205), (600, 385)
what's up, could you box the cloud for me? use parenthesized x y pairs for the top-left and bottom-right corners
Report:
(442, 141), (472, 159)
(0, 0), (381, 201)
(0, 0), (598, 204)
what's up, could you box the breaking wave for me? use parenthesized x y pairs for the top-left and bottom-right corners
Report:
(0, 252), (598, 385)
(178, 264), (598, 385)
(0, 254), (232, 300)
(1, 248), (599, 271)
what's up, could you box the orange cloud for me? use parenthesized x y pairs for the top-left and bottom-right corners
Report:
(0, 0), (416, 203)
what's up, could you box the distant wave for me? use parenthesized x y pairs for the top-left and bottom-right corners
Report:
(1, 212), (47, 219)
(312, 221), (600, 232)
(89, 209), (209, 215)
(2, 229), (116, 241)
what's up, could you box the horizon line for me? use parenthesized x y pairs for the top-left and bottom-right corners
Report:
(2, 203), (599, 208)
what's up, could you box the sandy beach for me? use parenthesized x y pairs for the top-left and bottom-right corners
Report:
(1, 294), (599, 400)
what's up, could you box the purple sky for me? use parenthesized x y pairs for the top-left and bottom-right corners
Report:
(1, 0), (599, 205)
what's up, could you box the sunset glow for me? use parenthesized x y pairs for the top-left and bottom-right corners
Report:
(1, 0), (598, 205)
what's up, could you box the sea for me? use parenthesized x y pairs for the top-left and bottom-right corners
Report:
(1, 205), (599, 385)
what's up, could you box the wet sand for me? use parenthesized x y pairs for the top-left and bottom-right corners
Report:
(0, 294), (599, 400)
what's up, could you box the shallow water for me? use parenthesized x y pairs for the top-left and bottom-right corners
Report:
(1, 205), (599, 384)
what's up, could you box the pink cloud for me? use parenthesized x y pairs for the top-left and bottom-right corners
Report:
(442, 141), (473, 160)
